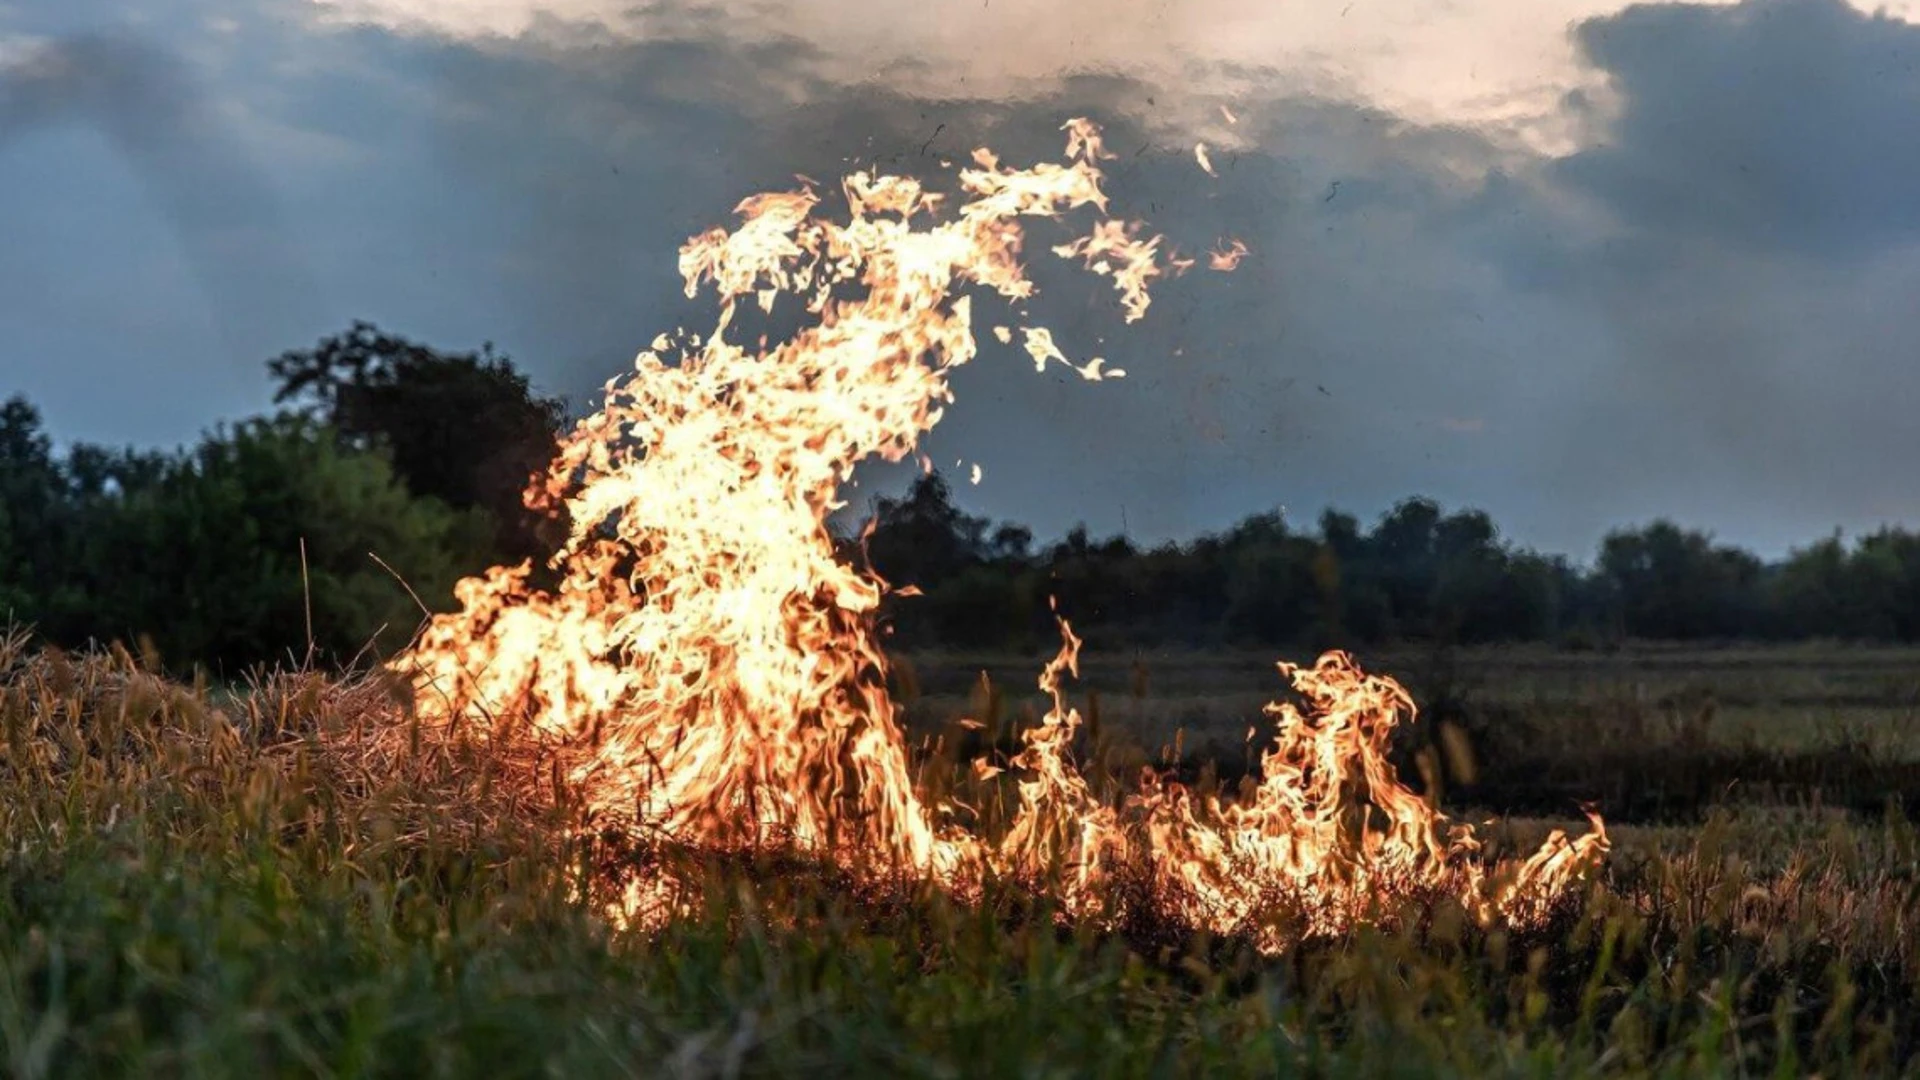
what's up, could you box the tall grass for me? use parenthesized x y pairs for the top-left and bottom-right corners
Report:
(2, 632), (1915, 1076)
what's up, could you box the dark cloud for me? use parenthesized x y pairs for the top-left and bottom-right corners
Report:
(1454, 0), (1920, 554)
(1556, 0), (1920, 259)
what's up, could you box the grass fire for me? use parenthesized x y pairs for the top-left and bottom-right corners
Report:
(396, 119), (1605, 949)
(8, 83), (1920, 1080)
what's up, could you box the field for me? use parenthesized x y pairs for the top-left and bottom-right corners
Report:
(4, 631), (1919, 1077)
(896, 642), (1920, 821)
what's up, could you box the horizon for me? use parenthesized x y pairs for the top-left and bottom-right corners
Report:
(10, 372), (1882, 571)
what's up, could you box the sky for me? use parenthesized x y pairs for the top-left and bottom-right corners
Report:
(4, 0), (1919, 561)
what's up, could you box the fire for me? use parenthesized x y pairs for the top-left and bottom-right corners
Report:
(397, 119), (1606, 949)
(1209, 238), (1251, 272)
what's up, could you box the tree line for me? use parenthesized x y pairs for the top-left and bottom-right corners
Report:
(1, 323), (565, 673)
(863, 467), (1920, 653)
(7, 322), (1920, 673)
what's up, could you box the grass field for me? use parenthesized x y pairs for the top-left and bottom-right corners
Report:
(5, 631), (1919, 1076)
(897, 643), (1920, 821)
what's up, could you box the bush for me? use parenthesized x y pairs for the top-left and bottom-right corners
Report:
(5, 408), (489, 675)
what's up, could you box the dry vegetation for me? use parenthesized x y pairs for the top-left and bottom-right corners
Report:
(897, 644), (1920, 821)
(3, 628), (1917, 1076)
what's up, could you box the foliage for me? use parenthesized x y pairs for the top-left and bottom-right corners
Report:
(14, 318), (1920, 674)
(864, 472), (1920, 651)
(3, 323), (571, 673)
(0, 401), (486, 674)
(269, 321), (568, 563)
(1595, 522), (1763, 640)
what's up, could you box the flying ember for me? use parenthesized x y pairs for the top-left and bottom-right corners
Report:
(1210, 238), (1251, 271)
(396, 118), (1607, 949)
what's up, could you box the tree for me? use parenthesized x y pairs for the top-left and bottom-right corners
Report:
(1766, 534), (1867, 639)
(50, 417), (488, 673)
(1427, 509), (1544, 643)
(268, 322), (568, 563)
(865, 472), (991, 589)
(1318, 508), (1388, 642)
(988, 523), (1034, 564)
(1597, 521), (1761, 640)
(1853, 529), (1920, 641)
(0, 397), (69, 621)
(1369, 498), (1444, 635)
(1764, 529), (1920, 642)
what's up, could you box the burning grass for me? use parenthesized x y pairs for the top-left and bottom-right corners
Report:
(392, 118), (1603, 949)
(3, 631), (1918, 1075)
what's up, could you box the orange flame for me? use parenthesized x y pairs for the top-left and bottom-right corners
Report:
(1209, 238), (1250, 272)
(397, 118), (1606, 949)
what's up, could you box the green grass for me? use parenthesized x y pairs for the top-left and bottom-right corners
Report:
(5, 635), (1919, 1076)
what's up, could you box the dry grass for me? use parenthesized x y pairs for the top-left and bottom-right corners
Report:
(3, 630), (1918, 1076)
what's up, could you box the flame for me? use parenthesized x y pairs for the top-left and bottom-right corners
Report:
(1050, 219), (1187, 323)
(1020, 326), (1124, 381)
(397, 118), (1606, 950)
(1195, 141), (1218, 176)
(1209, 238), (1250, 272)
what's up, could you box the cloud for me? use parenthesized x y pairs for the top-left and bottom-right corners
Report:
(1473, 0), (1920, 553)
(1555, 0), (1920, 259)
(324, 24), (1568, 546)
(236, 0), (1920, 555)
(305, 0), (1656, 143)
(12, 0), (1920, 559)
(0, 30), (321, 370)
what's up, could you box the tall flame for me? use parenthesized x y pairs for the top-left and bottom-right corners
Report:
(398, 119), (1606, 948)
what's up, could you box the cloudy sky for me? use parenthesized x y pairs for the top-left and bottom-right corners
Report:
(4, 0), (1918, 560)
